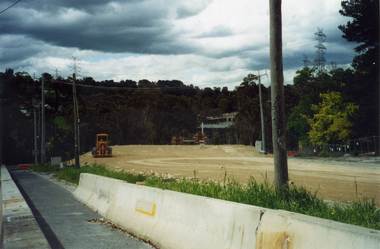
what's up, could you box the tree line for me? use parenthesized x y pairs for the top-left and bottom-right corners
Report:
(0, 69), (283, 164)
(1, 63), (377, 165)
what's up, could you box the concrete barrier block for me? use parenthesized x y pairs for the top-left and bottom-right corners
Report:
(74, 173), (126, 217)
(256, 209), (380, 249)
(75, 173), (380, 249)
(107, 183), (263, 249)
(106, 184), (164, 242)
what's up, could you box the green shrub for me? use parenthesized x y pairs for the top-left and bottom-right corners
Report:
(317, 151), (330, 157)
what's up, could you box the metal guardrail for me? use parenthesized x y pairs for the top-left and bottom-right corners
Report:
(201, 122), (234, 129)
(299, 136), (379, 157)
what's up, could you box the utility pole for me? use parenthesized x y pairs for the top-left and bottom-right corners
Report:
(269, 0), (288, 192)
(77, 100), (80, 156)
(41, 77), (46, 164)
(258, 70), (267, 153)
(73, 73), (80, 167)
(34, 108), (38, 164)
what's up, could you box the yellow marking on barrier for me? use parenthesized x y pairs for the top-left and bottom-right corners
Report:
(135, 200), (156, 217)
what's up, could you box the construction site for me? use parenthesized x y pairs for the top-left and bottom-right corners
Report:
(77, 144), (380, 205)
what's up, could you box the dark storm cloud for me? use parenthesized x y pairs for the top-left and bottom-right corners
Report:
(0, 0), (199, 56)
(14, 0), (141, 15)
(0, 35), (46, 65)
(0, 0), (360, 88)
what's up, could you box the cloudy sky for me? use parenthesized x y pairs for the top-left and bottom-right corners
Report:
(1, 0), (357, 89)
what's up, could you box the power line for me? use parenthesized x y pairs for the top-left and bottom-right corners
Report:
(0, 0), (21, 15)
(52, 79), (202, 92)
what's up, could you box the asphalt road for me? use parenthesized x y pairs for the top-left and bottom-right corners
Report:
(10, 170), (154, 249)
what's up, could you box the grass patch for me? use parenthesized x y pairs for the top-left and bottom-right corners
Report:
(317, 151), (346, 157)
(29, 163), (379, 230)
(29, 163), (147, 185)
(145, 174), (380, 230)
(29, 163), (60, 172)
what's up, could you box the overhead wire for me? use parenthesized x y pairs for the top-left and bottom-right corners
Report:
(51, 79), (201, 92)
(0, 0), (21, 15)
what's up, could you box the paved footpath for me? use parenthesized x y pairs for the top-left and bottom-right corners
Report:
(10, 170), (154, 249)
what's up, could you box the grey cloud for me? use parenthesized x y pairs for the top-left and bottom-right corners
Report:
(176, 1), (211, 19)
(0, 0), (187, 55)
(176, 6), (202, 19)
(0, 0), (359, 87)
(18, 0), (141, 15)
(196, 25), (234, 38)
(0, 35), (46, 65)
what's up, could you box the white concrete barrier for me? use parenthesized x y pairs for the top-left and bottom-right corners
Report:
(108, 183), (261, 249)
(1, 165), (51, 248)
(74, 173), (126, 217)
(256, 209), (380, 249)
(74, 173), (380, 249)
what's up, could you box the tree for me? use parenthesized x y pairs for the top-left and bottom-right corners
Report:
(218, 98), (231, 113)
(338, 0), (379, 138)
(338, 0), (379, 55)
(232, 74), (270, 146)
(338, 0), (379, 72)
(293, 67), (317, 97)
(306, 91), (358, 146)
(287, 104), (310, 146)
(234, 98), (261, 146)
(287, 67), (320, 146)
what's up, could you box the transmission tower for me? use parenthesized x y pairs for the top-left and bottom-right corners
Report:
(314, 27), (327, 74)
(303, 54), (311, 67)
(70, 56), (82, 77)
(53, 67), (61, 79)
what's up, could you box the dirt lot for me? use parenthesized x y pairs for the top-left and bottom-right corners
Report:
(78, 145), (380, 205)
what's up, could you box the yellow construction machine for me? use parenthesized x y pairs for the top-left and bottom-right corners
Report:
(92, 134), (112, 157)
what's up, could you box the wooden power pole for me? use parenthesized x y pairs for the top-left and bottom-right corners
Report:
(73, 73), (80, 167)
(269, 0), (288, 191)
(258, 70), (266, 153)
(41, 77), (46, 164)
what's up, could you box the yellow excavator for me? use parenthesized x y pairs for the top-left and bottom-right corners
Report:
(92, 134), (112, 157)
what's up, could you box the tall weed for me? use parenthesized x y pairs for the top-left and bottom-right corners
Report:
(145, 173), (379, 230)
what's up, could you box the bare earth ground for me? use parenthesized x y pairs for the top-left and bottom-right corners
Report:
(77, 145), (380, 205)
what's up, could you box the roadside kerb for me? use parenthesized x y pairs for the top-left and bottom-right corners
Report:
(0, 165), (50, 248)
(74, 173), (380, 249)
